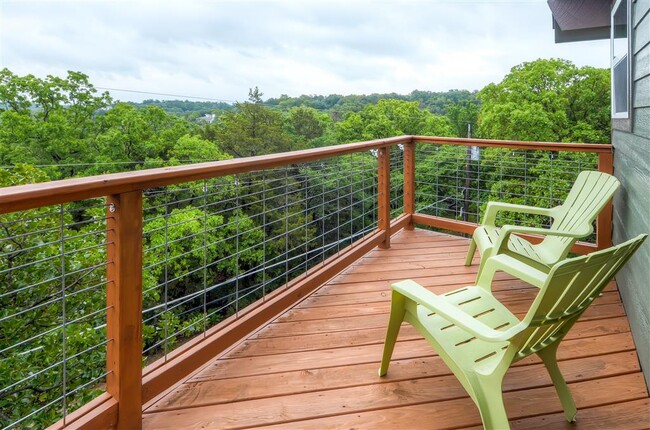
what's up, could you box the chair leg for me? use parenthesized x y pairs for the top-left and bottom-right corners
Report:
(465, 237), (477, 266)
(474, 249), (491, 285)
(474, 374), (511, 430)
(379, 291), (406, 377)
(538, 343), (577, 422)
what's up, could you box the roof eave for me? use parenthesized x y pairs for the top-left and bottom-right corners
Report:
(548, 0), (611, 43)
(553, 18), (610, 43)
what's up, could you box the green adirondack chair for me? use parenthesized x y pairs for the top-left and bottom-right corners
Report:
(465, 171), (620, 286)
(379, 234), (647, 430)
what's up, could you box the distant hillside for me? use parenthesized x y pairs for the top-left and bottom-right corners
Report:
(265, 89), (479, 119)
(129, 99), (234, 117)
(126, 91), (479, 122)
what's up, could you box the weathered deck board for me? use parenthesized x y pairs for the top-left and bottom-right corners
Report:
(179, 331), (636, 383)
(148, 351), (640, 413)
(143, 229), (650, 429)
(252, 307), (627, 339)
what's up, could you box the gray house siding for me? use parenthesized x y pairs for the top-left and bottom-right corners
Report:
(613, 0), (650, 389)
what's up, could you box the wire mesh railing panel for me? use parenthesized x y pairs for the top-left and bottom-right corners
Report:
(140, 152), (380, 362)
(390, 145), (405, 219)
(415, 144), (599, 240)
(0, 199), (109, 429)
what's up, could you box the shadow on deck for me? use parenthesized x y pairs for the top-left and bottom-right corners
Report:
(141, 229), (650, 429)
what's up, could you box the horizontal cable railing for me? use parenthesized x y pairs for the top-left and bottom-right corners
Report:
(0, 136), (612, 429)
(408, 137), (613, 253)
(140, 155), (380, 365)
(0, 136), (405, 430)
(0, 199), (110, 429)
(414, 144), (599, 241)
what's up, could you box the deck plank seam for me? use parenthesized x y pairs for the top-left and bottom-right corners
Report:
(196, 374), (646, 430)
(145, 356), (643, 414)
(196, 332), (636, 381)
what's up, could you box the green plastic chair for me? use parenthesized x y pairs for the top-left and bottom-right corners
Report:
(380, 234), (646, 430)
(465, 171), (620, 285)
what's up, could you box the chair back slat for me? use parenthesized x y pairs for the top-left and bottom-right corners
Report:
(546, 171), (620, 248)
(513, 234), (646, 358)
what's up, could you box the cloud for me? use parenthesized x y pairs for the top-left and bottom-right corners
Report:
(0, 0), (609, 102)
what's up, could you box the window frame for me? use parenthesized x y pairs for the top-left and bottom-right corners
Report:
(611, 0), (633, 131)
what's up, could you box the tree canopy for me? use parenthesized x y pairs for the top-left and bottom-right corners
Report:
(478, 58), (610, 143)
(335, 99), (454, 142)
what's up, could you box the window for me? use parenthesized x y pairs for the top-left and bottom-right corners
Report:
(611, 0), (629, 119)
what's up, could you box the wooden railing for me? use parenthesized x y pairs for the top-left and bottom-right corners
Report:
(0, 136), (613, 429)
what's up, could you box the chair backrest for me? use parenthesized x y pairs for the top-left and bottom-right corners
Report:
(546, 171), (620, 250)
(512, 234), (646, 360)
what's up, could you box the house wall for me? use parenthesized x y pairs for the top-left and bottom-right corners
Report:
(612, 0), (650, 389)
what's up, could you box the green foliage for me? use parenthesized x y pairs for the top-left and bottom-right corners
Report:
(0, 70), (205, 178)
(266, 89), (478, 117)
(415, 145), (468, 218)
(129, 99), (234, 116)
(408, 89), (478, 115)
(168, 134), (231, 164)
(213, 88), (297, 157)
(0, 166), (108, 428)
(335, 99), (454, 143)
(478, 59), (610, 143)
(414, 144), (600, 231)
(286, 106), (334, 146)
(0, 69), (113, 174)
(91, 103), (197, 171)
(142, 204), (263, 353)
(446, 100), (480, 138)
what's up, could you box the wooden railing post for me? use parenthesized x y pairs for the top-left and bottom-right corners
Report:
(106, 191), (143, 430)
(378, 145), (391, 248)
(403, 141), (415, 230)
(597, 150), (614, 250)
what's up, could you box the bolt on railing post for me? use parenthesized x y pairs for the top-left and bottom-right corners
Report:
(403, 141), (415, 230)
(597, 150), (614, 250)
(106, 191), (143, 430)
(378, 145), (391, 249)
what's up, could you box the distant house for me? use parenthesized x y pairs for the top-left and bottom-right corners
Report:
(548, 0), (650, 387)
(197, 113), (216, 124)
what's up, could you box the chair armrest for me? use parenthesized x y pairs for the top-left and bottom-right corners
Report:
(392, 280), (525, 342)
(495, 224), (592, 255)
(477, 253), (548, 288)
(482, 202), (560, 227)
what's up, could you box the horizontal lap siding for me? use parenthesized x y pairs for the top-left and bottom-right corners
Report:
(634, 75), (650, 107)
(612, 132), (650, 390)
(633, 3), (649, 55)
(612, 0), (650, 390)
(634, 40), (649, 81)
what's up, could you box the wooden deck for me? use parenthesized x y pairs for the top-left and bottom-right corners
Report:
(142, 229), (650, 429)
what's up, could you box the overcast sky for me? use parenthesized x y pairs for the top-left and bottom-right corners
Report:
(0, 0), (610, 103)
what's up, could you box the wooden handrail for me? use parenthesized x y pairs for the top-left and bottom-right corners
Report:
(0, 136), (411, 214)
(413, 136), (613, 153)
(0, 136), (613, 215)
